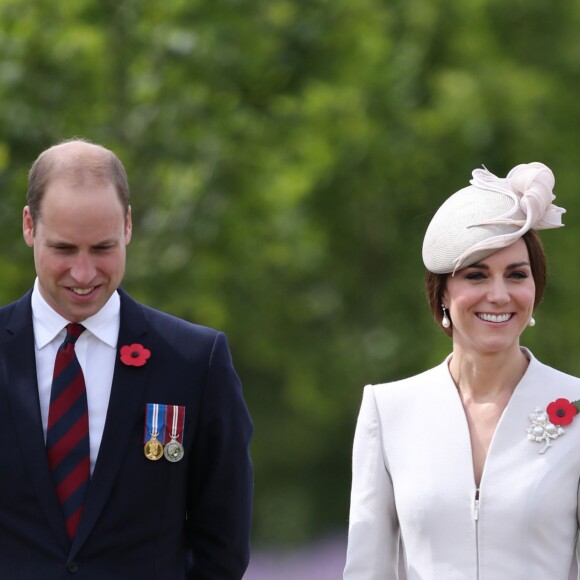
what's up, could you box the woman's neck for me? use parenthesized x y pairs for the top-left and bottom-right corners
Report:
(448, 346), (530, 402)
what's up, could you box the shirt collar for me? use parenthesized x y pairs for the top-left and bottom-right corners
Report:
(31, 278), (121, 349)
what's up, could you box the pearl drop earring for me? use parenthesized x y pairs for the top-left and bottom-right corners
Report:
(441, 304), (451, 329)
(528, 316), (536, 327)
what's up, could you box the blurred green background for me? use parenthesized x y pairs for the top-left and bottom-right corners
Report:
(2, 0), (580, 549)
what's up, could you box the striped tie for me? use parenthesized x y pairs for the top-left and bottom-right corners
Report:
(46, 323), (90, 539)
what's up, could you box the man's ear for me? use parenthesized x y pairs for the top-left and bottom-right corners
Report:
(23, 206), (34, 247)
(124, 205), (132, 245)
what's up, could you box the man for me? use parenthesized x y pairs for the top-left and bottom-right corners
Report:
(0, 139), (253, 579)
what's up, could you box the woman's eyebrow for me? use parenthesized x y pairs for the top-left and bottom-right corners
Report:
(467, 261), (530, 270)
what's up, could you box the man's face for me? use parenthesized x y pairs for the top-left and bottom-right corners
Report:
(23, 177), (132, 322)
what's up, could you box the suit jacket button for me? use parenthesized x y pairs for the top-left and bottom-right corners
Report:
(67, 561), (79, 573)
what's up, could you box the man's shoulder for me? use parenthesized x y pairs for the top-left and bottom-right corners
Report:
(0, 292), (32, 326)
(0, 292), (31, 310)
(140, 302), (219, 339)
(120, 289), (220, 342)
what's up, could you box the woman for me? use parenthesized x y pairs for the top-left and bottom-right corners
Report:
(343, 162), (580, 580)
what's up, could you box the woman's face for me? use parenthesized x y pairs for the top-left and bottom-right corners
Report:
(442, 238), (535, 356)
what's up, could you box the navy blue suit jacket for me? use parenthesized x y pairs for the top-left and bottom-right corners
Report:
(0, 289), (253, 579)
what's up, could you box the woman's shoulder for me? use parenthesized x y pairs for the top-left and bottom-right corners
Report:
(360, 359), (454, 431)
(367, 357), (451, 399)
(526, 349), (580, 389)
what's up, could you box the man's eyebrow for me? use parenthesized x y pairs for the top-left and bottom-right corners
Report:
(92, 239), (118, 247)
(46, 240), (75, 247)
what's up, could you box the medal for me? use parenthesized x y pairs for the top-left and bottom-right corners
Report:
(164, 440), (184, 462)
(144, 434), (164, 461)
(144, 403), (166, 461)
(163, 405), (185, 463)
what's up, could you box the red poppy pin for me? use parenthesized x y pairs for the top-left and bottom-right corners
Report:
(120, 343), (151, 367)
(527, 397), (580, 454)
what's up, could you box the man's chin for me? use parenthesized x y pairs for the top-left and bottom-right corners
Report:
(56, 298), (105, 322)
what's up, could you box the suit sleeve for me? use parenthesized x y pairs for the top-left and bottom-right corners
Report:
(186, 332), (253, 580)
(343, 385), (401, 580)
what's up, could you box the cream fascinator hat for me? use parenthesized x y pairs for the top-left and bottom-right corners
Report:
(422, 162), (565, 275)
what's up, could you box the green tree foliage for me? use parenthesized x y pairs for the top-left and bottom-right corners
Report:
(2, 0), (580, 546)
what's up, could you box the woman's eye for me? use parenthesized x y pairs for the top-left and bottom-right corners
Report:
(510, 271), (529, 279)
(465, 272), (485, 280)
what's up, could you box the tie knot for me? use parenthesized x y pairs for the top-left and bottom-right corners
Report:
(64, 323), (85, 344)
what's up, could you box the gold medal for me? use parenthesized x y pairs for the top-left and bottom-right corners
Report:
(144, 404), (166, 461)
(144, 435), (164, 461)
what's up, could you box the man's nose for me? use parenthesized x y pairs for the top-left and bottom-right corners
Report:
(69, 253), (96, 285)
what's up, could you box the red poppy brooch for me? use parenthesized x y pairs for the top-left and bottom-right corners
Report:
(120, 343), (151, 367)
(527, 398), (580, 454)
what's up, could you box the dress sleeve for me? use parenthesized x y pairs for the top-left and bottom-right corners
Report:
(569, 485), (580, 580)
(344, 385), (401, 580)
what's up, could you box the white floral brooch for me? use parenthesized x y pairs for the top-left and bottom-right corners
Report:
(527, 398), (580, 454)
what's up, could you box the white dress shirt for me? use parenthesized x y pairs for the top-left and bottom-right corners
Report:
(31, 278), (120, 475)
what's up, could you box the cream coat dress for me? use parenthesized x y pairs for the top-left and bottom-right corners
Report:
(344, 349), (580, 580)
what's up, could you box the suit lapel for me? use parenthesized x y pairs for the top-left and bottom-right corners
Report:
(0, 293), (70, 550)
(71, 290), (152, 555)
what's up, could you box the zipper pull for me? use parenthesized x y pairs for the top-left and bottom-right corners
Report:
(473, 489), (480, 521)
(473, 499), (480, 521)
